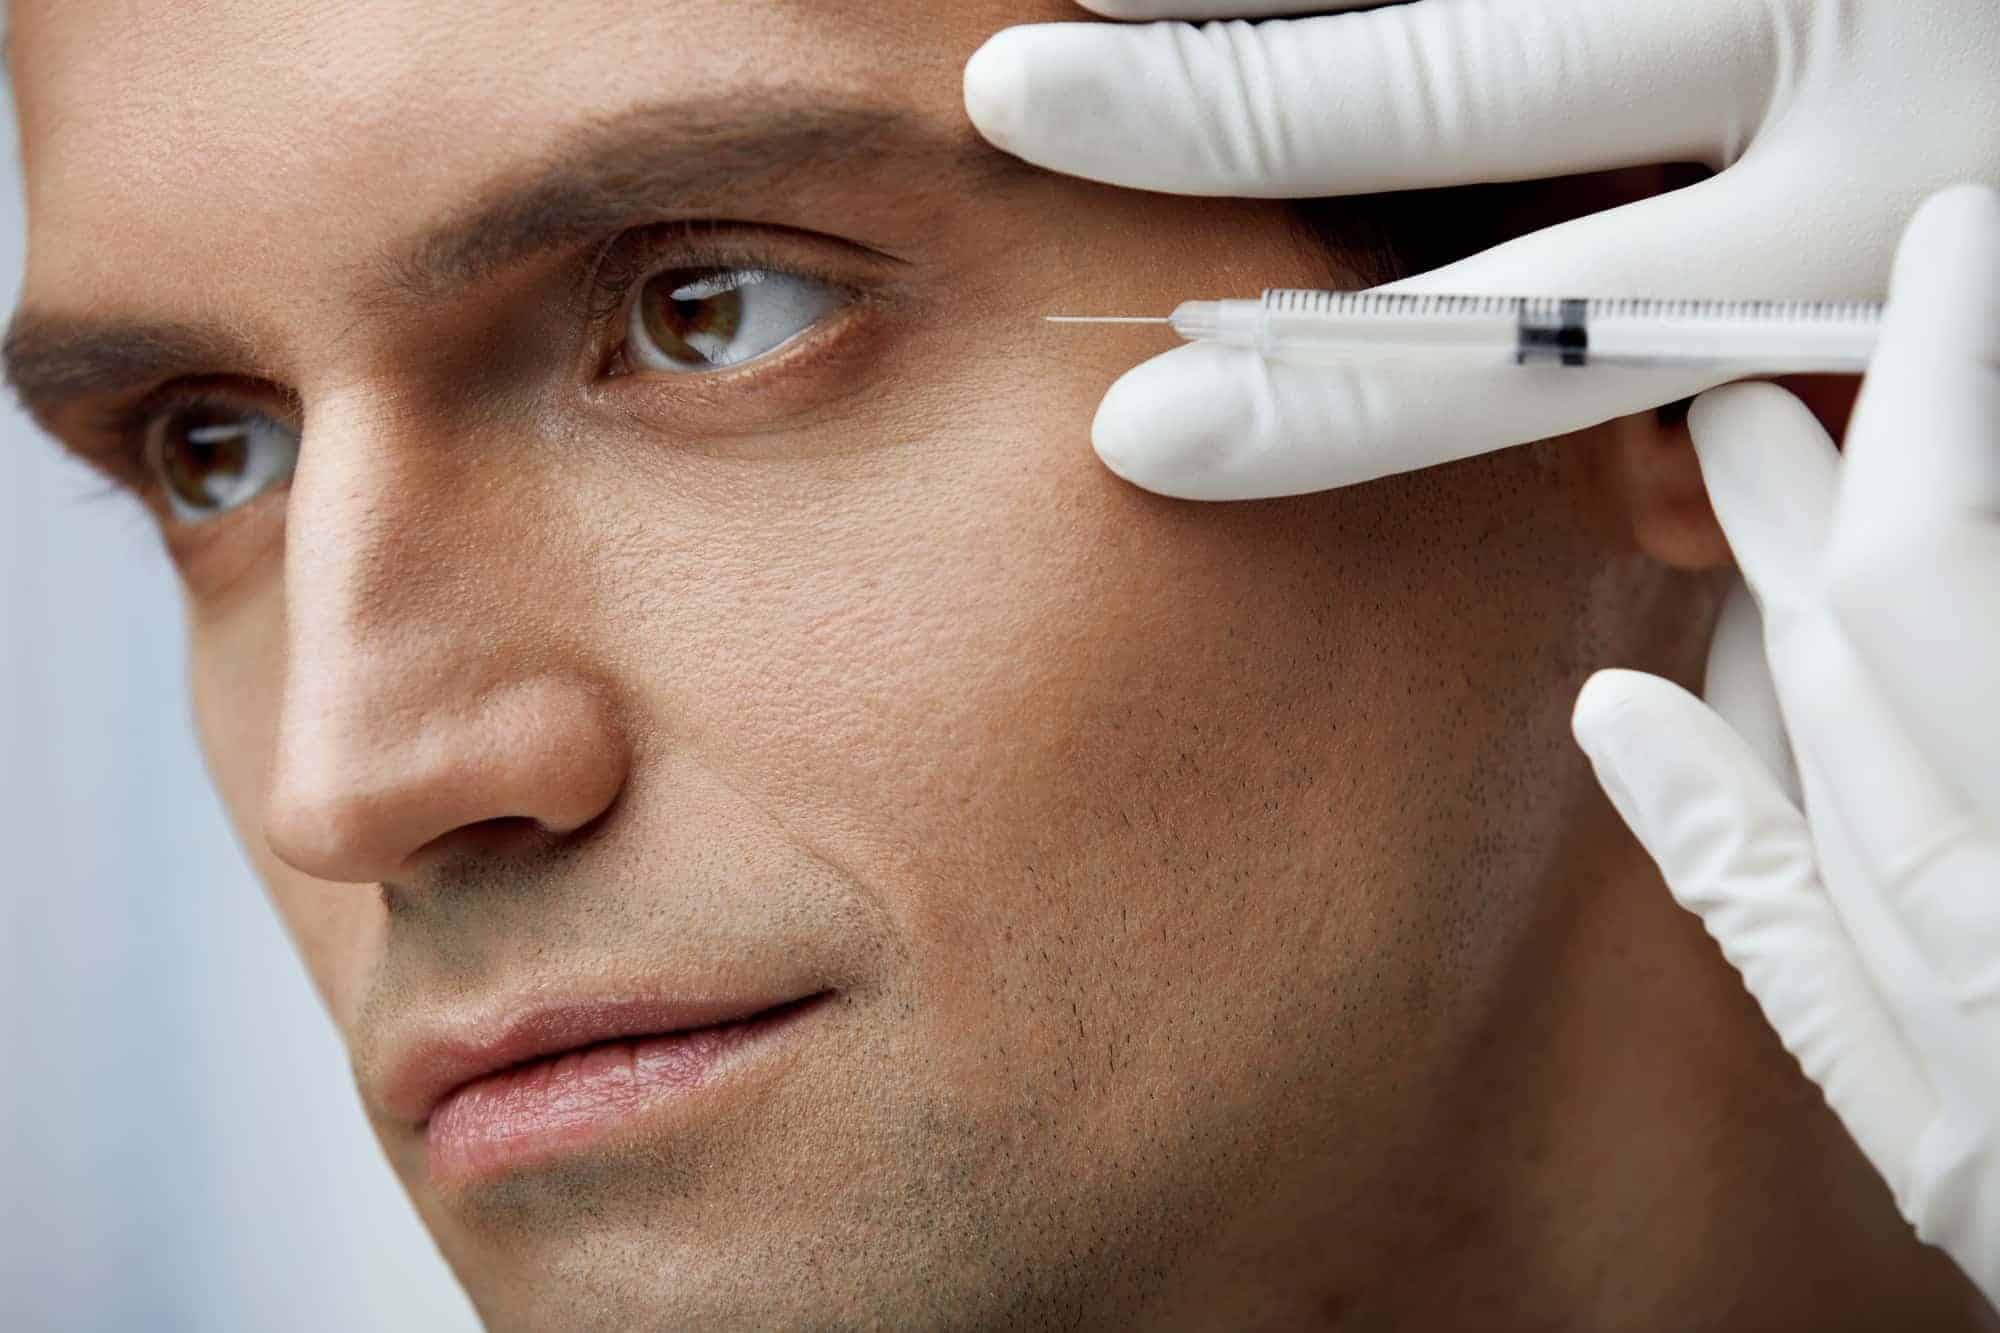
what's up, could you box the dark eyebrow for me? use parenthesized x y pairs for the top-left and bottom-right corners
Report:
(5, 95), (1026, 415)
(2, 315), (255, 419)
(386, 98), (1007, 303)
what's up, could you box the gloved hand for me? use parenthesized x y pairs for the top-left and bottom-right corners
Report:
(1571, 186), (2000, 1308)
(963, 0), (2000, 499)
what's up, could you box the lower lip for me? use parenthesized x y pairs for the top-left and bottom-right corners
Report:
(424, 995), (827, 1183)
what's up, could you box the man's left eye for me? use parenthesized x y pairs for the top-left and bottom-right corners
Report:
(625, 267), (843, 375)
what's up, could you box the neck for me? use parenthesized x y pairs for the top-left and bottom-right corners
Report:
(1379, 817), (1993, 1330)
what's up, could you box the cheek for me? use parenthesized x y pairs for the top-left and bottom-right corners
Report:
(189, 587), (380, 1028)
(587, 356), (1497, 1106)
(568, 201), (1554, 1126)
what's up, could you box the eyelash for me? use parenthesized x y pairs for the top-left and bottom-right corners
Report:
(94, 383), (298, 501)
(582, 219), (865, 370)
(89, 220), (867, 499)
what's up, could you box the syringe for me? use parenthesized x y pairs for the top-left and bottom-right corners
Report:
(1049, 292), (1884, 373)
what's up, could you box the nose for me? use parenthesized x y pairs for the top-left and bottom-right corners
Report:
(261, 398), (629, 885)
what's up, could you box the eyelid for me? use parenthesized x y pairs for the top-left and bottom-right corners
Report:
(95, 381), (301, 505)
(584, 220), (875, 321)
(584, 223), (856, 324)
(580, 222), (905, 393)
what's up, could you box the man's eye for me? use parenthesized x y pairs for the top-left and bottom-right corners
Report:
(142, 399), (301, 522)
(625, 267), (843, 374)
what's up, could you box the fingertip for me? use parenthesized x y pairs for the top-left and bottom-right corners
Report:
(1685, 381), (1838, 590)
(1573, 668), (1646, 729)
(1570, 670), (1699, 848)
(1571, 669), (1683, 759)
(964, 23), (1150, 181)
(1687, 380), (1833, 497)
(1091, 345), (1257, 500)
(962, 27), (1036, 154)
(1685, 381), (1813, 452)
(1687, 381), (1834, 502)
(1834, 185), (2000, 557)
(1910, 181), (2000, 234)
(1879, 184), (2000, 377)
(1893, 183), (2000, 292)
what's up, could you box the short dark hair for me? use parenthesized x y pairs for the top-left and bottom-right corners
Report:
(1289, 164), (1709, 286)
(1289, 185), (1512, 287)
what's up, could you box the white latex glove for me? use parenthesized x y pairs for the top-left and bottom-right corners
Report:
(963, 1), (2000, 499)
(1571, 186), (2000, 1307)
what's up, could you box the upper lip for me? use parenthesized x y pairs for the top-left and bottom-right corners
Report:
(379, 992), (816, 1126)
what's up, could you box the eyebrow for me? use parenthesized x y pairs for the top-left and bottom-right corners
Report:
(4, 96), (1022, 416)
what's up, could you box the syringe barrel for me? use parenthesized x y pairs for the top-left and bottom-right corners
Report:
(1173, 291), (1882, 373)
(1258, 291), (1516, 356)
(1585, 302), (1879, 370)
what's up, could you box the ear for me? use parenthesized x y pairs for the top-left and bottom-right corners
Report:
(1597, 374), (1861, 572)
(1597, 401), (1732, 572)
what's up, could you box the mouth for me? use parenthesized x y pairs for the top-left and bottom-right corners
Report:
(386, 991), (835, 1184)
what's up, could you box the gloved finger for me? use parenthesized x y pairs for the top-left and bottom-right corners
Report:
(1828, 185), (2000, 826)
(1091, 339), (1720, 499)
(1703, 581), (1801, 809)
(1685, 384), (1838, 628)
(1076, 0), (1382, 17)
(1572, 668), (1934, 1207)
(1093, 173), (1857, 499)
(1386, 167), (1871, 304)
(1690, 384), (1993, 982)
(964, 0), (1763, 198)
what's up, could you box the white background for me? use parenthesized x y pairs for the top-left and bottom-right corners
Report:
(0, 95), (482, 1333)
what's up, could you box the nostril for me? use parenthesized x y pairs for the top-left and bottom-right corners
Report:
(262, 672), (630, 887)
(411, 815), (564, 866)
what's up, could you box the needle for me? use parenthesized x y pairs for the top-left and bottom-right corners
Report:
(1044, 316), (1171, 324)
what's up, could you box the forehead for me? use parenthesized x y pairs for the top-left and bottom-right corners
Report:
(9, 0), (1031, 297)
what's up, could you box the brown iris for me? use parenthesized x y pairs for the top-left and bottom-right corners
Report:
(142, 399), (298, 520)
(636, 268), (759, 369)
(156, 404), (255, 512)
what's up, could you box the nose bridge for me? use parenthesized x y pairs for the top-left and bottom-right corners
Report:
(264, 392), (628, 885)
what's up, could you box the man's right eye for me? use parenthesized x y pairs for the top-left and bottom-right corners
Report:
(140, 398), (301, 522)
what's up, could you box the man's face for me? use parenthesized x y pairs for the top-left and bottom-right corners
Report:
(9, 2), (1689, 1326)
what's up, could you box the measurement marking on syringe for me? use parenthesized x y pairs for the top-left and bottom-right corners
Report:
(1050, 292), (1886, 373)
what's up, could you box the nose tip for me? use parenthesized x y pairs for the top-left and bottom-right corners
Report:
(263, 675), (627, 886)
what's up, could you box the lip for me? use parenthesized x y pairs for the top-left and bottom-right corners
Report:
(381, 992), (828, 1129)
(417, 993), (830, 1183)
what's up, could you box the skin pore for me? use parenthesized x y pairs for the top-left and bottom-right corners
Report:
(7, 1), (1990, 1328)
